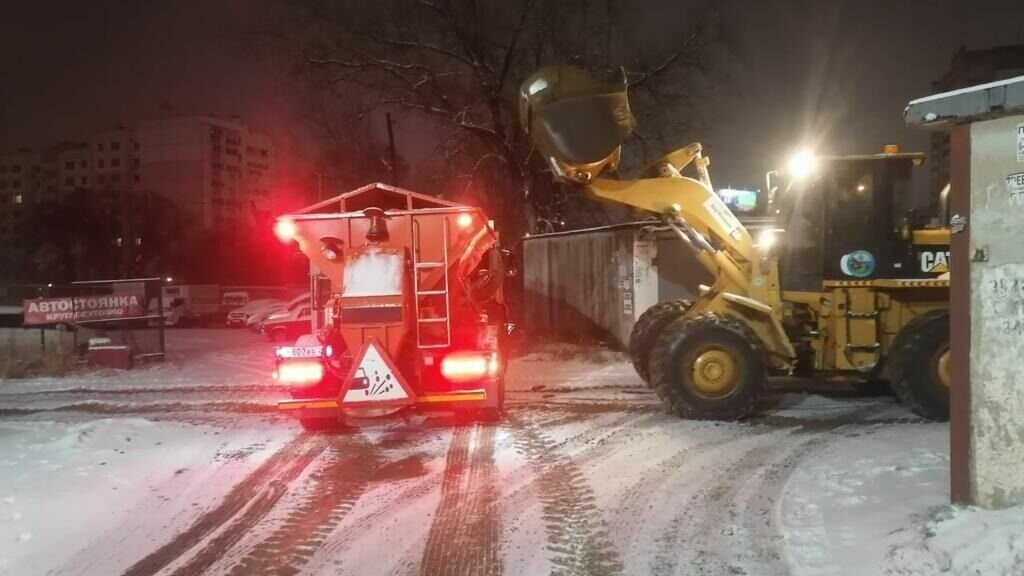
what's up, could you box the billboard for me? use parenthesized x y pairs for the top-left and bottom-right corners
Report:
(23, 293), (146, 326)
(717, 188), (759, 213)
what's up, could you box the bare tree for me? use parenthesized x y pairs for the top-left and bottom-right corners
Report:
(260, 0), (731, 235)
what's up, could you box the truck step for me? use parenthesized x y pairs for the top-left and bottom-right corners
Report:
(416, 262), (445, 269)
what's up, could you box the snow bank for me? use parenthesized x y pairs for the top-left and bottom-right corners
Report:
(885, 505), (1024, 575)
(782, 421), (1024, 576)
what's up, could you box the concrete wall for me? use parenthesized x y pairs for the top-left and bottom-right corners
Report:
(522, 225), (711, 348)
(523, 227), (635, 347)
(968, 113), (1024, 508)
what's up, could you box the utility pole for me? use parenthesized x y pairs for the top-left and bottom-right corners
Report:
(386, 112), (398, 186)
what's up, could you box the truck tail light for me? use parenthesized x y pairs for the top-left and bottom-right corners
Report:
(441, 352), (499, 382)
(274, 360), (324, 385)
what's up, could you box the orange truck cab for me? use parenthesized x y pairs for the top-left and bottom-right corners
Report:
(271, 183), (510, 428)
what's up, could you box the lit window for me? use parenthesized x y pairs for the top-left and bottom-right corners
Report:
(14, 195), (22, 205)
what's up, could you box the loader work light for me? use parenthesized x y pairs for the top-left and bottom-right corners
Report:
(786, 150), (818, 180)
(756, 229), (778, 251)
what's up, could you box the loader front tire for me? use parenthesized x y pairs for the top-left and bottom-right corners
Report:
(889, 310), (950, 421)
(649, 313), (765, 421)
(629, 299), (693, 384)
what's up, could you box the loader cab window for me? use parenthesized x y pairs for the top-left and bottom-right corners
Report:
(775, 175), (826, 291)
(776, 156), (922, 290)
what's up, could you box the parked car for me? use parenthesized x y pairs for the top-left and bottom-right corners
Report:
(262, 304), (312, 342)
(246, 302), (287, 332)
(225, 298), (282, 327)
(251, 293), (309, 332)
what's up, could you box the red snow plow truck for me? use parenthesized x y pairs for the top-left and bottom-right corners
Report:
(272, 183), (511, 429)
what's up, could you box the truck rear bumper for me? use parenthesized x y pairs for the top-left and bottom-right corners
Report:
(278, 389), (488, 416)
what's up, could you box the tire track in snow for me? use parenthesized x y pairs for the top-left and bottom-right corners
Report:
(609, 426), (753, 550)
(419, 424), (502, 576)
(648, 429), (801, 576)
(317, 404), (639, 566)
(220, 434), (380, 576)
(649, 408), (882, 576)
(0, 383), (287, 398)
(509, 414), (624, 576)
(0, 401), (278, 418)
(731, 434), (835, 576)
(121, 432), (326, 576)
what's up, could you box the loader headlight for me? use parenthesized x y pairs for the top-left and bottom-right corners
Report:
(756, 230), (777, 251)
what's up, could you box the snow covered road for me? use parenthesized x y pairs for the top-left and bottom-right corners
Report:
(0, 331), (1018, 575)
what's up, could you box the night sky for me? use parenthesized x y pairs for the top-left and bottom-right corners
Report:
(2, 0), (1023, 192)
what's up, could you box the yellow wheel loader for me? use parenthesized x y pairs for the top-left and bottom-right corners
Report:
(519, 66), (951, 421)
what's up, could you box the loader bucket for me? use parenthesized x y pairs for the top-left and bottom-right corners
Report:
(519, 65), (635, 168)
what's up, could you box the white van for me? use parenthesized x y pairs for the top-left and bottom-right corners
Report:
(148, 285), (221, 327)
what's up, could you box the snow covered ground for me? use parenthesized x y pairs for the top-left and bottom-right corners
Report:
(0, 332), (1020, 576)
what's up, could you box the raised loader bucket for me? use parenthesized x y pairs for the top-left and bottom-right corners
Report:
(519, 65), (635, 179)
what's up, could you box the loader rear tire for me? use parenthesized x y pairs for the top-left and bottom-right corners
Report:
(629, 299), (693, 384)
(649, 313), (765, 421)
(889, 310), (949, 421)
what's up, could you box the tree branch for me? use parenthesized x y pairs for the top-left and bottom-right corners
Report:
(627, 28), (701, 88)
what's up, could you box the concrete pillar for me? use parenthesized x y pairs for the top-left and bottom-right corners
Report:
(966, 114), (1024, 508)
(906, 75), (1024, 508)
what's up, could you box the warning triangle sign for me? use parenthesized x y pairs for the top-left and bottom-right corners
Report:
(339, 338), (415, 405)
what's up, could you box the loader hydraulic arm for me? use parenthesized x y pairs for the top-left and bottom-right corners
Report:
(518, 65), (795, 368)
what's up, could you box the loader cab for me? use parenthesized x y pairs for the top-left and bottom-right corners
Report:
(771, 151), (936, 291)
